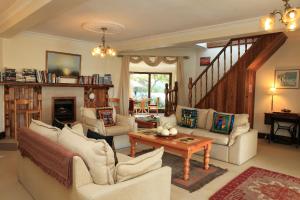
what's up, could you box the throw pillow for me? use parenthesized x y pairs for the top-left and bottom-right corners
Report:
(58, 127), (115, 185)
(114, 147), (164, 183)
(211, 112), (235, 134)
(87, 129), (118, 164)
(29, 119), (61, 142)
(180, 109), (198, 128)
(71, 123), (85, 136)
(96, 107), (115, 127)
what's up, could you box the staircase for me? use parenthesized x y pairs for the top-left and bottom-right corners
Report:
(188, 32), (287, 125)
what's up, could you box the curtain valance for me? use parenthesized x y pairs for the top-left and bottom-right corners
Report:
(129, 56), (180, 66)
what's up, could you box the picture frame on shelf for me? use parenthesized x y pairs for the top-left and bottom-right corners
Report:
(274, 69), (300, 89)
(46, 51), (81, 77)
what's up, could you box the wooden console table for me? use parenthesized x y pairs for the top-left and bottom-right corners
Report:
(264, 112), (300, 147)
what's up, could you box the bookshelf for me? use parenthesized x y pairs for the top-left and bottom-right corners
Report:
(0, 82), (114, 88)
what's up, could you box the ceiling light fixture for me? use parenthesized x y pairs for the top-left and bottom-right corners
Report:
(91, 27), (116, 57)
(261, 0), (300, 31)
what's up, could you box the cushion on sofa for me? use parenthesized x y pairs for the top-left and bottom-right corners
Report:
(233, 114), (249, 128)
(192, 129), (229, 145)
(71, 123), (85, 136)
(58, 126), (115, 185)
(211, 112), (235, 134)
(229, 123), (250, 146)
(197, 109), (209, 129)
(180, 108), (198, 128)
(29, 119), (61, 142)
(81, 107), (97, 119)
(176, 105), (194, 124)
(114, 147), (164, 183)
(205, 109), (216, 130)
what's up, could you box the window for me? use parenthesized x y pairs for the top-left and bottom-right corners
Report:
(130, 72), (172, 110)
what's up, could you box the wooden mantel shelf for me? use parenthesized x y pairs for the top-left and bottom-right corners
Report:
(0, 82), (114, 88)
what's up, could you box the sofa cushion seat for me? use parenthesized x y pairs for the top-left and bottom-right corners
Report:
(192, 129), (229, 145)
(106, 125), (131, 136)
(175, 125), (194, 135)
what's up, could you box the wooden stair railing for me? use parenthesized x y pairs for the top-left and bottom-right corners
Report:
(188, 32), (287, 126)
(188, 35), (262, 107)
(164, 81), (178, 116)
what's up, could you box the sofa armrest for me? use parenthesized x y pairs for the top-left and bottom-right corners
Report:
(82, 116), (106, 135)
(116, 114), (137, 131)
(76, 166), (171, 200)
(73, 156), (93, 188)
(229, 129), (258, 165)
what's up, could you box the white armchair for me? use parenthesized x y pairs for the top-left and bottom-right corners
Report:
(81, 107), (138, 137)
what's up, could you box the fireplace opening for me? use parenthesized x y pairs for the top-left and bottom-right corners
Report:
(52, 97), (76, 123)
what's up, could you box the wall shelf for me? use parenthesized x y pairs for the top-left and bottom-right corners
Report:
(0, 82), (114, 88)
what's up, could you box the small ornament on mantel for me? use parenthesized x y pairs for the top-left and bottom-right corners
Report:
(281, 108), (291, 113)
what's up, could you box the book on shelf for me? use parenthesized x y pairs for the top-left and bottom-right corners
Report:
(4, 68), (16, 82)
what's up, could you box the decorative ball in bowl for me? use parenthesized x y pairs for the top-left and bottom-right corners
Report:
(156, 126), (178, 137)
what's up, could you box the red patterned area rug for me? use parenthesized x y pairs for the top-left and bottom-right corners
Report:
(210, 166), (300, 200)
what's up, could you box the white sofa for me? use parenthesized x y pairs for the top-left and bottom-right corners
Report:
(17, 121), (171, 200)
(160, 106), (258, 165)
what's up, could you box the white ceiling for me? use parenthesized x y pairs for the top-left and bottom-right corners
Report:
(28, 0), (300, 42)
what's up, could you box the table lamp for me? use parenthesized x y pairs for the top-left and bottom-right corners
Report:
(269, 87), (277, 112)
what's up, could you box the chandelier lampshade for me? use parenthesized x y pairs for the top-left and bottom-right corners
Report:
(91, 27), (116, 57)
(261, 0), (300, 31)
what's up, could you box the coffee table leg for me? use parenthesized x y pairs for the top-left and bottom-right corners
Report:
(130, 138), (136, 158)
(183, 157), (191, 181)
(204, 143), (212, 170)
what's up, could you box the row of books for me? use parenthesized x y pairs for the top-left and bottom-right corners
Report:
(78, 74), (112, 85)
(0, 68), (113, 85)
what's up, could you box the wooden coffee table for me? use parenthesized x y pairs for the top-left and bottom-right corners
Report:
(128, 131), (213, 181)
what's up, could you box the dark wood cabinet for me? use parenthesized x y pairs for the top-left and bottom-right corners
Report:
(264, 112), (300, 147)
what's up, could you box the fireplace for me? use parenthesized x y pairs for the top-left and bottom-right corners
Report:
(52, 97), (76, 123)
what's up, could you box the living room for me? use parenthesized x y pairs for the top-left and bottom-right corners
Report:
(0, 0), (300, 200)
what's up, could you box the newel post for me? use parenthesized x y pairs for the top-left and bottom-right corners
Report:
(174, 81), (178, 110)
(165, 83), (169, 116)
(188, 78), (193, 107)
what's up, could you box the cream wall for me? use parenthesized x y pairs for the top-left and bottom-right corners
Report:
(254, 36), (300, 134)
(2, 32), (121, 97)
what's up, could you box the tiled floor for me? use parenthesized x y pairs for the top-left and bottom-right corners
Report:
(0, 139), (300, 200)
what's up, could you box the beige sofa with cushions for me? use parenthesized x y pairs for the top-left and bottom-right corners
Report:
(160, 105), (258, 165)
(17, 121), (171, 200)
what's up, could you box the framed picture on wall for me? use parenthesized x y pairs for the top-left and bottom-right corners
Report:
(275, 69), (300, 89)
(46, 51), (81, 77)
(200, 57), (211, 66)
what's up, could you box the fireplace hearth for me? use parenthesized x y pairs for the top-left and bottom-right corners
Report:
(52, 97), (76, 123)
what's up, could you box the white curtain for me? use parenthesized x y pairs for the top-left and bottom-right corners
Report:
(176, 57), (186, 106)
(118, 56), (130, 115)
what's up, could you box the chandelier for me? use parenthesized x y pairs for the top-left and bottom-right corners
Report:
(261, 0), (300, 31)
(91, 27), (116, 57)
